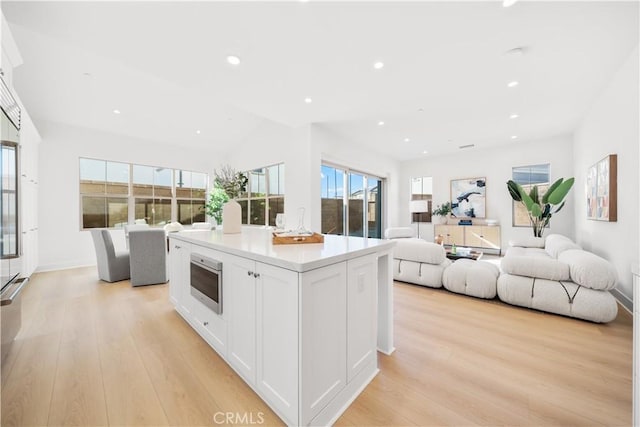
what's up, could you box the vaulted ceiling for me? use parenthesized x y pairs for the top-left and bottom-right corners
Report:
(3, 1), (638, 160)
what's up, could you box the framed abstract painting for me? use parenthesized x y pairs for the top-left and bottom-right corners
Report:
(587, 154), (617, 221)
(450, 177), (486, 218)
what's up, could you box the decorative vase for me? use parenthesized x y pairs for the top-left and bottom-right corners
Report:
(222, 199), (242, 234)
(433, 215), (447, 225)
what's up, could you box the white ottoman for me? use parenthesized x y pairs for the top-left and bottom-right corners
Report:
(442, 259), (499, 299)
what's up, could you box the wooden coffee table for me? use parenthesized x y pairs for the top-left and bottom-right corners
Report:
(445, 248), (483, 261)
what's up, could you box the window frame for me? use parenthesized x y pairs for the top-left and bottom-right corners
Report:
(236, 162), (285, 227)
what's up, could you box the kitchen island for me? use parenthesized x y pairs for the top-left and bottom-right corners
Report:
(168, 227), (395, 426)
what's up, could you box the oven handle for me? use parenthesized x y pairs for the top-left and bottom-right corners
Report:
(0, 277), (29, 306)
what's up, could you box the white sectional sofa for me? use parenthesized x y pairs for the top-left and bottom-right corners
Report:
(386, 228), (620, 323)
(498, 234), (618, 323)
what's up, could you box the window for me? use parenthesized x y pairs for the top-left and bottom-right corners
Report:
(176, 170), (207, 225)
(410, 177), (432, 223)
(512, 164), (550, 227)
(237, 163), (284, 227)
(321, 164), (383, 238)
(79, 158), (207, 229)
(79, 158), (129, 228)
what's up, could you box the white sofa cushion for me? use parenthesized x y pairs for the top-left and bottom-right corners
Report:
(393, 239), (446, 265)
(501, 255), (570, 281)
(393, 259), (450, 288)
(384, 227), (414, 239)
(508, 236), (546, 248)
(504, 246), (550, 258)
(557, 249), (617, 291)
(544, 234), (581, 258)
(442, 259), (499, 299)
(497, 273), (618, 323)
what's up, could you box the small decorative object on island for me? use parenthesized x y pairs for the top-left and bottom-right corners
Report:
(213, 165), (248, 234)
(507, 176), (575, 237)
(432, 201), (451, 225)
(204, 184), (228, 228)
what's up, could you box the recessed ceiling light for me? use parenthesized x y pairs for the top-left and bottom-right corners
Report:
(196, 130), (201, 135)
(304, 97), (313, 104)
(404, 138), (410, 142)
(511, 135), (518, 139)
(112, 109), (121, 114)
(422, 150), (428, 154)
(373, 61), (385, 70)
(378, 121), (385, 126)
(503, 0), (518, 7)
(509, 113), (519, 119)
(507, 81), (519, 88)
(226, 55), (241, 65)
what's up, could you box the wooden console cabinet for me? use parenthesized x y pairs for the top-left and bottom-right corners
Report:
(434, 224), (501, 254)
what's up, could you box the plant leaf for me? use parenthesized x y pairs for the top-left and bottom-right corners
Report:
(547, 177), (575, 205)
(529, 186), (539, 204)
(507, 180), (522, 202)
(531, 203), (542, 218)
(518, 186), (534, 211)
(553, 201), (565, 214)
(542, 178), (564, 204)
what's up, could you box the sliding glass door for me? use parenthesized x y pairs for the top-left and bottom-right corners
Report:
(321, 164), (383, 238)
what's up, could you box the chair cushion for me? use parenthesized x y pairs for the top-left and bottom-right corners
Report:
(504, 246), (550, 258)
(393, 239), (446, 264)
(443, 259), (499, 299)
(557, 249), (617, 291)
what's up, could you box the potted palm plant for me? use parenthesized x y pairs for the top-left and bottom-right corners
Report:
(507, 177), (574, 237)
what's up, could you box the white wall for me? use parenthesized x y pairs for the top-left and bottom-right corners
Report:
(310, 124), (401, 233)
(226, 120), (401, 234)
(37, 121), (220, 271)
(398, 135), (575, 247)
(225, 119), (318, 232)
(573, 46), (639, 301)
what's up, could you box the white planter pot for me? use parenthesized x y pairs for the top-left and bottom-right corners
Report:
(222, 199), (242, 234)
(433, 215), (447, 225)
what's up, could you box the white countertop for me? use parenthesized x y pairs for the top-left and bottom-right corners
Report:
(169, 227), (395, 272)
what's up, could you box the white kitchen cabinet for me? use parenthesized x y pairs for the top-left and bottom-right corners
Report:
(346, 254), (377, 382)
(169, 241), (191, 313)
(300, 262), (347, 425)
(226, 255), (258, 385)
(255, 262), (299, 423)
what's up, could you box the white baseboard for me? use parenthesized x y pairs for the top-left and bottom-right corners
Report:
(35, 260), (95, 273)
(611, 288), (633, 313)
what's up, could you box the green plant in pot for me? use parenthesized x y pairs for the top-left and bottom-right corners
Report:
(506, 177), (574, 237)
(432, 201), (452, 224)
(204, 183), (229, 226)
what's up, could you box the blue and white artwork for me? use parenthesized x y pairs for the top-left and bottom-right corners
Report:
(450, 177), (486, 218)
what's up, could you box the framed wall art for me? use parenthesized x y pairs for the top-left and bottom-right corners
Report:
(587, 154), (617, 222)
(450, 177), (486, 218)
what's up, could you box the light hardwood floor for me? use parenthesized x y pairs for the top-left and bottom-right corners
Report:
(1, 267), (632, 426)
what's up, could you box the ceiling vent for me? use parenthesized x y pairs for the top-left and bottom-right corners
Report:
(458, 144), (475, 149)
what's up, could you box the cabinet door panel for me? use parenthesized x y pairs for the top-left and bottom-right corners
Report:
(481, 226), (501, 250)
(300, 262), (347, 425)
(347, 254), (377, 382)
(226, 256), (257, 384)
(463, 226), (484, 247)
(256, 263), (299, 424)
